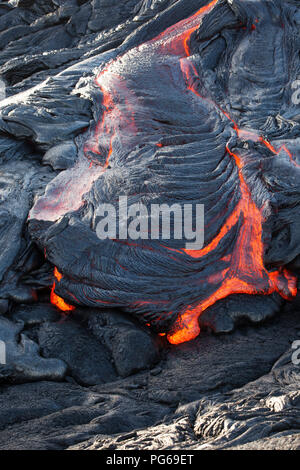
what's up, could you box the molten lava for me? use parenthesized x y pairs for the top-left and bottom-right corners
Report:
(149, 0), (297, 344)
(50, 267), (75, 313)
(84, 0), (297, 344)
(40, 0), (297, 342)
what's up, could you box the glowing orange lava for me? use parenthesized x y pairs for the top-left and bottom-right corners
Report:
(157, 0), (298, 344)
(50, 268), (75, 313)
(47, 0), (297, 340)
(155, 0), (219, 56)
(167, 132), (298, 344)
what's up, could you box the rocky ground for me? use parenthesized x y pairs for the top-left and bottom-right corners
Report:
(0, 300), (299, 450)
(0, 0), (299, 450)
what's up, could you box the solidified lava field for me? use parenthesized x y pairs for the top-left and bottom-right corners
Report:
(0, 0), (299, 451)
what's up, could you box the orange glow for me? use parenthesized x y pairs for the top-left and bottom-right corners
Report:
(164, 2), (297, 344)
(259, 138), (299, 167)
(84, 71), (138, 170)
(75, 0), (297, 344)
(154, 0), (219, 57)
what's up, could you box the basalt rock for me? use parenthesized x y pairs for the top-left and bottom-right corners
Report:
(68, 327), (300, 450)
(0, 308), (296, 450)
(0, 317), (67, 383)
(85, 308), (160, 377)
(0, 0), (299, 451)
(38, 320), (117, 386)
(23, 0), (300, 344)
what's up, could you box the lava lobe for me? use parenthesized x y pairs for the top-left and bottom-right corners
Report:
(30, 0), (300, 344)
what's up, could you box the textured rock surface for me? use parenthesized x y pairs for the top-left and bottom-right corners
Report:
(24, 0), (300, 345)
(0, 0), (298, 336)
(0, 317), (67, 383)
(0, 307), (298, 449)
(86, 309), (160, 377)
(11, 303), (60, 325)
(69, 321), (300, 450)
(38, 320), (117, 386)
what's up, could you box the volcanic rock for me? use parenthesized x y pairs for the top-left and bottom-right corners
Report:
(0, 317), (67, 383)
(86, 309), (160, 377)
(38, 320), (117, 385)
(24, 0), (300, 345)
(0, 308), (296, 450)
(11, 303), (61, 325)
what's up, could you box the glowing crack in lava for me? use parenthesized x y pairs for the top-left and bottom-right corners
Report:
(167, 140), (297, 344)
(51, 268), (75, 312)
(30, 0), (298, 343)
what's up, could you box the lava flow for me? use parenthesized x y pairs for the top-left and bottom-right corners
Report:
(43, 0), (297, 342)
(167, 142), (298, 344)
(159, 1), (298, 344)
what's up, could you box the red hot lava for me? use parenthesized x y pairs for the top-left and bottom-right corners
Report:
(51, 267), (75, 313)
(49, 0), (297, 343)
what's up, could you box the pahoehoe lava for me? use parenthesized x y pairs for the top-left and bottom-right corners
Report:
(27, 0), (300, 344)
(0, 0), (299, 452)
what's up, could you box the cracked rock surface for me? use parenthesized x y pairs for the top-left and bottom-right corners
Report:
(0, 304), (299, 449)
(0, 0), (299, 450)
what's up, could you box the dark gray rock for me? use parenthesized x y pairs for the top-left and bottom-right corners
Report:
(0, 0), (299, 452)
(68, 341), (300, 450)
(0, 317), (67, 383)
(192, 349), (300, 450)
(112, 328), (159, 377)
(26, 0), (300, 344)
(0, 380), (168, 450)
(199, 293), (284, 333)
(11, 303), (60, 325)
(0, 298), (8, 314)
(69, 309), (300, 450)
(0, 307), (297, 449)
(87, 309), (160, 377)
